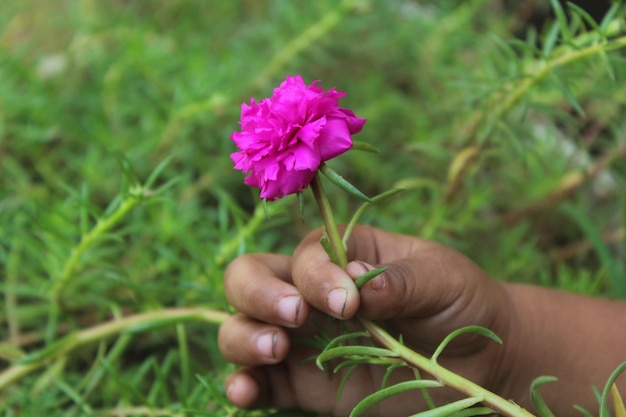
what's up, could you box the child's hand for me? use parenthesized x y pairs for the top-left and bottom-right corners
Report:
(218, 225), (516, 416)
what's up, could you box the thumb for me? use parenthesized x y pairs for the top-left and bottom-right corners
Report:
(345, 245), (492, 322)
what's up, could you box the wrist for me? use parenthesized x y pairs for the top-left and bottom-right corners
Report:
(478, 282), (529, 404)
(495, 283), (626, 415)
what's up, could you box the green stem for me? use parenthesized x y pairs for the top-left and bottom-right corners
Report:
(214, 197), (289, 267)
(253, 0), (359, 89)
(360, 318), (535, 417)
(311, 172), (348, 268)
(0, 308), (230, 391)
(50, 188), (143, 304)
(477, 32), (626, 143)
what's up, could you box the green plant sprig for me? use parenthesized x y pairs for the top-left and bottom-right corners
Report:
(359, 319), (534, 417)
(310, 172), (534, 416)
(49, 156), (176, 305)
(0, 308), (229, 391)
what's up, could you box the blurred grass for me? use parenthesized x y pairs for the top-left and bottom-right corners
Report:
(0, 0), (625, 415)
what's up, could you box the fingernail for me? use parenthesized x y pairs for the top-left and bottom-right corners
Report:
(346, 260), (369, 278)
(348, 261), (386, 291)
(327, 288), (348, 318)
(256, 332), (277, 359)
(277, 295), (301, 326)
(226, 379), (239, 402)
(370, 270), (386, 291)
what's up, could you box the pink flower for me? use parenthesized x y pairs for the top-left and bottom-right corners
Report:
(230, 75), (366, 200)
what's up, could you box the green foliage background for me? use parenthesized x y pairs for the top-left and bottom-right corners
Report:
(0, 0), (625, 415)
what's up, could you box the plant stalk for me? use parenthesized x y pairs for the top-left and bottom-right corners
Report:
(360, 318), (535, 417)
(311, 172), (348, 268)
(0, 308), (230, 391)
(50, 188), (143, 304)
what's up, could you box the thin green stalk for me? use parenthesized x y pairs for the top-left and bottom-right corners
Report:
(360, 319), (535, 417)
(214, 197), (289, 267)
(50, 187), (144, 304)
(0, 308), (230, 391)
(343, 189), (404, 248)
(477, 32), (626, 142)
(311, 172), (348, 268)
(253, 0), (359, 89)
(177, 323), (190, 398)
(6, 236), (22, 347)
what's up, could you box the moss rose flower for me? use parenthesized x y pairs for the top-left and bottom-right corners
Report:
(230, 75), (366, 200)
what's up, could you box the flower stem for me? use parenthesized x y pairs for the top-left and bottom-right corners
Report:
(360, 318), (536, 417)
(311, 172), (347, 268)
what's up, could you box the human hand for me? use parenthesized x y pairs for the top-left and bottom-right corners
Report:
(218, 225), (516, 416)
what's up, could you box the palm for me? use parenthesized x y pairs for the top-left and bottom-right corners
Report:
(273, 304), (505, 417)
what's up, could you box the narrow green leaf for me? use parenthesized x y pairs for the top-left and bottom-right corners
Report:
(599, 3), (622, 34)
(431, 326), (502, 364)
(151, 176), (183, 196)
(354, 267), (387, 289)
(144, 155), (174, 190)
(489, 34), (520, 77)
(407, 396), (483, 417)
(79, 183), (90, 236)
(413, 368), (436, 410)
(320, 235), (340, 266)
(573, 405), (595, 417)
(448, 406), (495, 417)
(550, 0), (571, 43)
(542, 21), (561, 57)
(55, 378), (93, 413)
(316, 346), (399, 370)
(566, 3), (600, 33)
(561, 204), (625, 297)
(350, 380), (444, 417)
(195, 374), (235, 411)
(598, 49), (616, 81)
(334, 359), (370, 373)
(113, 150), (141, 197)
(382, 363), (406, 389)
(351, 140), (380, 153)
(315, 331), (369, 370)
(551, 74), (585, 116)
(600, 361), (626, 417)
(320, 163), (371, 202)
(373, 187), (405, 202)
(337, 364), (358, 403)
(530, 375), (558, 417)
(343, 188), (405, 246)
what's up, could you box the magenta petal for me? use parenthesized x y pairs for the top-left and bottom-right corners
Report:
(260, 168), (315, 200)
(329, 108), (366, 134)
(244, 172), (260, 188)
(297, 117), (326, 147)
(317, 119), (353, 160)
(288, 143), (321, 171)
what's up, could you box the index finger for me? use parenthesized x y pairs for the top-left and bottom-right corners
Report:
(224, 253), (309, 327)
(291, 228), (360, 319)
